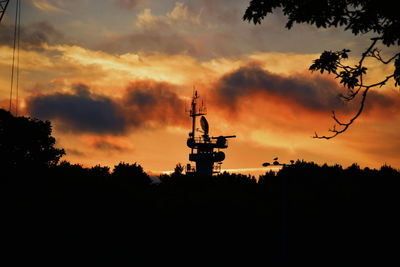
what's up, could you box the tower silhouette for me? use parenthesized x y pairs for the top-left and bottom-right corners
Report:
(186, 90), (235, 175)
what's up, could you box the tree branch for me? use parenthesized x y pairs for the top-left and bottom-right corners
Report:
(313, 74), (394, 139)
(313, 36), (398, 139)
(314, 87), (370, 139)
(369, 50), (400, 64)
(359, 37), (381, 66)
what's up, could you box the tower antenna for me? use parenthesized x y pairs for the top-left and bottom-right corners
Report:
(186, 89), (235, 175)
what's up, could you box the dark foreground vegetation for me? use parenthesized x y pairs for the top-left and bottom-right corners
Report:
(2, 109), (400, 265)
(3, 162), (400, 265)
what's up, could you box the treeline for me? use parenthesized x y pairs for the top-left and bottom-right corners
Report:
(3, 160), (400, 265)
(2, 108), (400, 264)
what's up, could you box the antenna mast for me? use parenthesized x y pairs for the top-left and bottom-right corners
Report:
(186, 90), (235, 176)
(189, 90), (206, 140)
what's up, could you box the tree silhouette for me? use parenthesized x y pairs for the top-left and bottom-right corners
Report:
(88, 164), (111, 183)
(111, 162), (151, 188)
(244, 0), (400, 139)
(0, 109), (65, 173)
(173, 163), (184, 176)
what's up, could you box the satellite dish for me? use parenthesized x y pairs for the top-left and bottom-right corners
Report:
(200, 116), (209, 135)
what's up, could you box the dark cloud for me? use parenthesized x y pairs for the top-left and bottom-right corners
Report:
(27, 81), (186, 135)
(28, 83), (127, 134)
(0, 21), (64, 49)
(122, 80), (186, 128)
(213, 64), (347, 112)
(212, 64), (400, 119)
(365, 91), (400, 112)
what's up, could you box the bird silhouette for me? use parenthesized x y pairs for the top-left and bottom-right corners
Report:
(273, 157), (278, 161)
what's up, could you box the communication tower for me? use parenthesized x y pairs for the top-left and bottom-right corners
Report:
(186, 90), (235, 175)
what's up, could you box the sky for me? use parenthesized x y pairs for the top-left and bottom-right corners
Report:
(1, 0), (399, 175)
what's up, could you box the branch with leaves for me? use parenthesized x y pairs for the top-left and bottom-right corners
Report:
(310, 38), (399, 139)
(243, 0), (400, 139)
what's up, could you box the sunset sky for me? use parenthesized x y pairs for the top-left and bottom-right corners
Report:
(1, 0), (399, 175)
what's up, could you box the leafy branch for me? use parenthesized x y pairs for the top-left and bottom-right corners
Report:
(311, 38), (400, 139)
(243, 0), (400, 139)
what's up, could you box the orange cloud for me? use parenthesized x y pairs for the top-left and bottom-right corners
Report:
(82, 135), (134, 152)
(122, 80), (187, 129)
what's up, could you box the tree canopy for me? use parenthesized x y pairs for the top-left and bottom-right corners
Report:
(244, 0), (400, 138)
(112, 162), (152, 188)
(0, 108), (65, 171)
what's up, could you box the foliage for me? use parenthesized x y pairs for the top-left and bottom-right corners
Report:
(243, 0), (400, 139)
(172, 162), (184, 176)
(4, 159), (400, 264)
(112, 161), (151, 188)
(0, 108), (65, 171)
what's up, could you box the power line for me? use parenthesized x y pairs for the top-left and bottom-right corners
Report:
(15, 0), (21, 116)
(8, 0), (21, 115)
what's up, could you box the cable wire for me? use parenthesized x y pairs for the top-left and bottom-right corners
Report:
(15, 0), (21, 116)
(8, 0), (21, 115)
